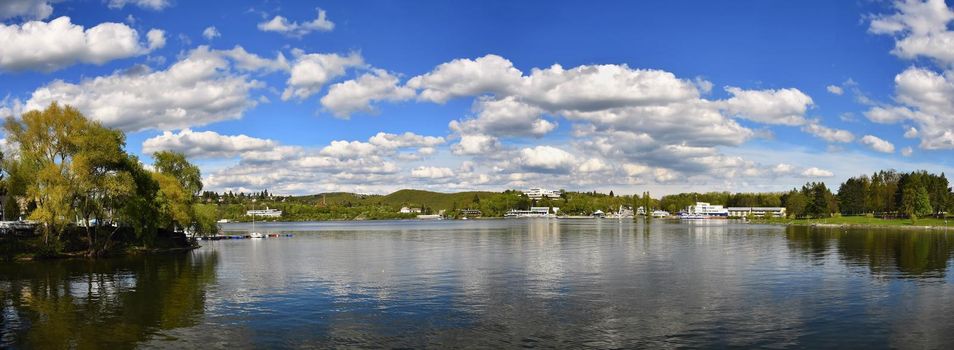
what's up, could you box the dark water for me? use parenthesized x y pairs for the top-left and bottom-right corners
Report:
(3, 219), (954, 349)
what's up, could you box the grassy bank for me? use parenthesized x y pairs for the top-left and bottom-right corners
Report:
(752, 215), (954, 229)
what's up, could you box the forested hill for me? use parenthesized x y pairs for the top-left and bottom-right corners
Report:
(379, 189), (499, 209)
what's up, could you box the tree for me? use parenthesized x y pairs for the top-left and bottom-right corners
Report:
(4, 103), (88, 247)
(783, 189), (808, 218)
(153, 151), (202, 195)
(837, 176), (869, 215)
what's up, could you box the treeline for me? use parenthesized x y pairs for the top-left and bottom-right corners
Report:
(1, 103), (215, 257)
(655, 170), (952, 220)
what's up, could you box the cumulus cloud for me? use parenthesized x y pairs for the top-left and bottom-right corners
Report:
(801, 121), (855, 143)
(199, 131), (449, 194)
(107, 0), (170, 10)
(0, 0), (54, 21)
(202, 26), (220, 40)
(398, 54), (826, 182)
(863, 67), (954, 149)
(142, 129), (278, 159)
(448, 96), (555, 138)
(801, 167), (834, 178)
(218, 45), (289, 73)
(869, 0), (954, 65)
(901, 146), (914, 156)
(258, 8), (334, 37)
(826, 85), (844, 95)
(320, 69), (415, 117)
(722, 86), (813, 125)
(860, 135), (896, 153)
(904, 126), (919, 138)
(0, 16), (165, 72)
(411, 166), (454, 179)
(283, 51), (364, 100)
(25, 46), (263, 131)
(517, 146), (576, 173)
(406, 54), (524, 103)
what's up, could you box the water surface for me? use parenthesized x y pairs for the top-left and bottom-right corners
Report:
(3, 219), (954, 348)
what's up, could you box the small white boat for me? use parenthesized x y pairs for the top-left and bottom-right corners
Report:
(249, 232), (265, 239)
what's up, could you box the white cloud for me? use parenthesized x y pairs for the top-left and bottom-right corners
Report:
(826, 85), (844, 95)
(451, 133), (500, 156)
(517, 146), (575, 173)
(864, 67), (954, 149)
(258, 8), (334, 37)
(577, 158), (608, 173)
(320, 69), (416, 117)
(218, 45), (289, 73)
(411, 166), (454, 179)
(25, 46), (263, 131)
(721, 86), (813, 125)
(801, 167), (834, 178)
(449, 96), (555, 138)
(0, 0), (54, 21)
(406, 54), (524, 103)
(107, 0), (170, 10)
(904, 126), (919, 138)
(142, 129), (278, 159)
(869, 0), (954, 65)
(368, 132), (445, 149)
(282, 51), (364, 100)
(801, 122), (855, 143)
(0, 16), (164, 72)
(860, 135), (896, 153)
(901, 146), (914, 156)
(202, 26), (220, 40)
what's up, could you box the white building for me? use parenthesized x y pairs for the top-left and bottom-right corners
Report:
(685, 202), (729, 217)
(246, 207), (282, 217)
(399, 207), (422, 214)
(651, 210), (670, 218)
(727, 207), (787, 218)
(636, 206), (647, 216)
(524, 188), (561, 199)
(505, 206), (559, 218)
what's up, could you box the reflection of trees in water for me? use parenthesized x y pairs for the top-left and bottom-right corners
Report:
(785, 226), (954, 277)
(0, 251), (218, 349)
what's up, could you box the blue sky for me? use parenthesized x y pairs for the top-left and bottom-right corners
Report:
(2, 0), (953, 195)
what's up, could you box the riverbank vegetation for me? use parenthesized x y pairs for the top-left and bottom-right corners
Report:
(0, 103), (215, 259)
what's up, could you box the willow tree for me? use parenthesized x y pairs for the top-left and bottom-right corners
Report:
(4, 103), (88, 247)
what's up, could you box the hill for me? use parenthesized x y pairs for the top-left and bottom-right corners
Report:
(377, 189), (497, 210)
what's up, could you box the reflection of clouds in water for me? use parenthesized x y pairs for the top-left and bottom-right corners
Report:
(139, 221), (954, 347)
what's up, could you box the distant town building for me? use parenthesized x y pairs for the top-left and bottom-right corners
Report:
(246, 207), (282, 217)
(685, 202), (729, 217)
(524, 188), (561, 199)
(460, 209), (482, 217)
(400, 207), (422, 214)
(727, 207), (787, 218)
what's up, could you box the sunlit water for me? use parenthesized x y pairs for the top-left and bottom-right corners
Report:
(3, 219), (954, 348)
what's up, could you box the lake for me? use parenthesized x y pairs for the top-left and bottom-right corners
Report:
(2, 219), (954, 348)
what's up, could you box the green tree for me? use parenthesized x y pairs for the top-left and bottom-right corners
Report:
(783, 189), (808, 218)
(153, 151), (202, 195)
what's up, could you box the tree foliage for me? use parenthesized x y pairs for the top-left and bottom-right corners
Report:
(2, 102), (210, 256)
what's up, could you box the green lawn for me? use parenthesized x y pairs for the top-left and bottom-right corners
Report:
(755, 215), (954, 227)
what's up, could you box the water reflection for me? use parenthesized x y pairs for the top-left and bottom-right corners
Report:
(0, 251), (218, 349)
(3, 221), (954, 348)
(786, 226), (954, 278)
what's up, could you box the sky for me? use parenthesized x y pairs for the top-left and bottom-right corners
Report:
(2, 0), (954, 196)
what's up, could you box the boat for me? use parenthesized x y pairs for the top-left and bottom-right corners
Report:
(249, 204), (264, 238)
